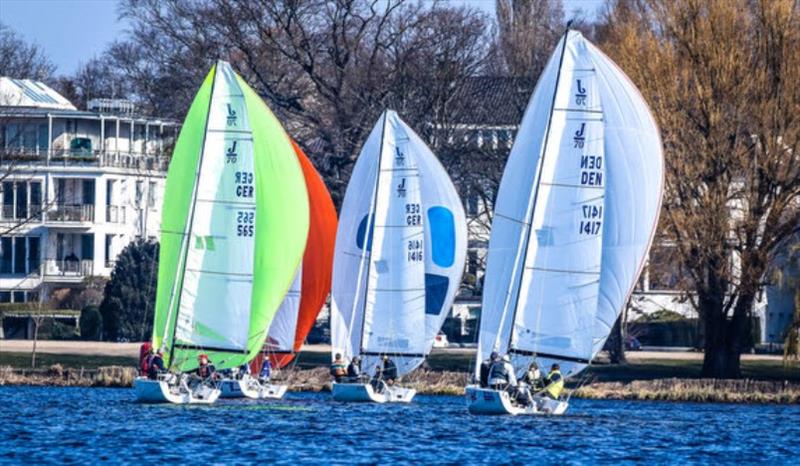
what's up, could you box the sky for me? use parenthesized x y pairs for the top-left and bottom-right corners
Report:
(0, 0), (607, 76)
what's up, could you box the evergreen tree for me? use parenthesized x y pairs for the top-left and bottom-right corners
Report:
(99, 240), (158, 341)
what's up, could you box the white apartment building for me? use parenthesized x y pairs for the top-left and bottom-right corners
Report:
(0, 77), (178, 306)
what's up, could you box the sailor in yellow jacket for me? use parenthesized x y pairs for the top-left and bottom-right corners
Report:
(543, 363), (564, 399)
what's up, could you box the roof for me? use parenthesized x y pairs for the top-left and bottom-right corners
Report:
(450, 76), (534, 126)
(0, 77), (76, 110)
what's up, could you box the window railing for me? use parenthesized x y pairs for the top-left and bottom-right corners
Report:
(106, 205), (127, 223)
(0, 149), (171, 171)
(48, 204), (94, 223)
(43, 259), (93, 277)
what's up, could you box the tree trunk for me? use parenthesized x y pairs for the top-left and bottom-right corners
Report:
(701, 292), (755, 379)
(608, 314), (627, 364)
(30, 317), (40, 369)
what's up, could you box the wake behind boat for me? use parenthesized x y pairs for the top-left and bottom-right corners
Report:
(329, 110), (467, 403)
(134, 60), (309, 404)
(466, 27), (663, 416)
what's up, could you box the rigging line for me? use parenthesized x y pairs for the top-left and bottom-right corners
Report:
(162, 63), (220, 369)
(501, 26), (573, 355)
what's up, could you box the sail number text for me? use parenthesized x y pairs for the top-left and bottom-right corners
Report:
(235, 171), (254, 198)
(405, 203), (421, 226)
(236, 210), (254, 237)
(407, 239), (424, 262)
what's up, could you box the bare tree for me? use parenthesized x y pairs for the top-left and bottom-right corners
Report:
(0, 24), (55, 82)
(598, 0), (800, 378)
(493, 0), (566, 79)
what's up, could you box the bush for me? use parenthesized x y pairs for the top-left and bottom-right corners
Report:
(80, 305), (103, 340)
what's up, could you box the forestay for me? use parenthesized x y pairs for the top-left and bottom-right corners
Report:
(331, 110), (466, 377)
(153, 61), (309, 372)
(477, 30), (663, 377)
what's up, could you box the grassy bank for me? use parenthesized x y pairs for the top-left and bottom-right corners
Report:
(3, 347), (800, 404)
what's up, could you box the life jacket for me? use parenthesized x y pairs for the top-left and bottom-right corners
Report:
(545, 370), (564, 398)
(488, 360), (510, 385)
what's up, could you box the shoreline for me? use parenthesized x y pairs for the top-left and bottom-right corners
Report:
(2, 365), (799, 404)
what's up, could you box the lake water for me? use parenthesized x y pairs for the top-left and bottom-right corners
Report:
(0, 387), (798, 464)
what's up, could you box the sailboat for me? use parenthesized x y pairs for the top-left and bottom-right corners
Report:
(330, 110), (467, 403)
(133, 61), (310, 404)
(219, 140), (337, 400)
(466, 28), (663, 415)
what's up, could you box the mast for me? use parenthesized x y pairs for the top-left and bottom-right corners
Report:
(162, 63), (220, 369)
(353, 111), (389, 357)
(502, 24), (572, 354)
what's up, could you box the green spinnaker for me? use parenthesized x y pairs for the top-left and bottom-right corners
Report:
(152, 62), (309, 372)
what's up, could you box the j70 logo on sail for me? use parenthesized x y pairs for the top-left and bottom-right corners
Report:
(574, 123), (586, 149)
(397, 178), (407, 198)
(226, 103), (237, 127)
(226, 140), (238, 164)
(575, 79), (587, 106)
(395, 147), (405, 166)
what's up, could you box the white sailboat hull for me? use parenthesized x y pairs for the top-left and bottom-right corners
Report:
(465, 385), (568, 416)
(133, 376), (220, 405)
(219, 375), (288, 400)
(332, 382), (416, 403)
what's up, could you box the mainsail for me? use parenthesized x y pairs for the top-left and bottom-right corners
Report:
(261, 140), (338, 369)
(152, 61), (309, 372)
(331, 110), (467, 377)
(477, 30), (663, 377)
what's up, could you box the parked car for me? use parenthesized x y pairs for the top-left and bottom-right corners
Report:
(433, 333), (449, 348)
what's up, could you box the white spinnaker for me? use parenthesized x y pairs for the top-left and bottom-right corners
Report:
(265, 264), (302, 353)
(587, 41), (664, 356)
(330, 116), (383, 362)
(397, 124), (468, 374)
(477, 31), (663, 377)
(332, 110), (464, 378)
(175, 63), (256, 354)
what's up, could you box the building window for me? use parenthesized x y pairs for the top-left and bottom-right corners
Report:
(0, 236), (40, 275)
(136, 181), (144, 207)
(15, 182), (27, 219)
(12, 291), (24, 303)
(0, 292), (9, 303)
(30, 182), (41, 219)
(105, 234), (113, 268)
(147, 181), (156, 207)
(2, 182), (13, 219)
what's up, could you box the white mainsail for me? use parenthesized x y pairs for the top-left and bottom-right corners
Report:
(331, 110), (467, 377)
(477, 30), (663, 377)
(174, 64), (258, 355)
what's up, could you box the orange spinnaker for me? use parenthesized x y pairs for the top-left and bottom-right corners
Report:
(251, 140), (337, 373)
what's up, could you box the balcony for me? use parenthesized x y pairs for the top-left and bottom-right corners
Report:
(0, 149), (170, 172)
(42, 258), (93, 281)
(48, 204), (94, 223)
(106, 205), (127, 224)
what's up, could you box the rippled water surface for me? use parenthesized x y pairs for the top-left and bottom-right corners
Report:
(1, 387), (798, 464)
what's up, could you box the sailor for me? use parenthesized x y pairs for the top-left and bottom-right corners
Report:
(542, 363), (564, 399)
(139, 342), (152, 376)
(380, 356), (398, 386)
(195, 354), (216, 380)
(330, 353), (347, 382)
(346, 356), (361, 382)
(237, 363), (250, 380)
(146, 351), (165, 380)
(259, 359), (272, 384)
(488, 354), (517, 391)
(479, 351), (499, 388)
(522, 361), (543, 390)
